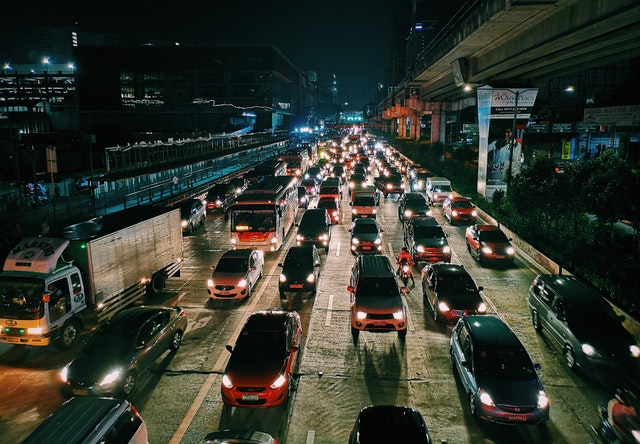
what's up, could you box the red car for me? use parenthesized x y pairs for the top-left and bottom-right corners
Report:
(443, 196), (477, 225)
(317, 196), (340, 224)
(221, 309), (302, 408)
(465, 224), (515, 265)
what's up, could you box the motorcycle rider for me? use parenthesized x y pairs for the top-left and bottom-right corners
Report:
(606, 388), (640, 443)
(396, 246), (415, 285)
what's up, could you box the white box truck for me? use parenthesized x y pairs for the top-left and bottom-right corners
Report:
(0, 206), (183, 349)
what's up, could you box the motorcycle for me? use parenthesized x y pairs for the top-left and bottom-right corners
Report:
(592, 389), (640, 443)
(396, 258), (414, 287)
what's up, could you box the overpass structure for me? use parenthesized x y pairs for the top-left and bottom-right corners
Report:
(376, 0), (640, 143)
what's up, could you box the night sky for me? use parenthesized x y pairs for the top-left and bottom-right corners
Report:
(2, 1), (464, 108)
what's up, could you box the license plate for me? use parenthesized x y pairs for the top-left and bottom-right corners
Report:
(362, 246), (371, 250)
(73, 389), (89, 396)
(495, 255), (505, 259)
(242, 394), (259, 401)
(290, 284), (304, 289)
(508, 414), (527, 422)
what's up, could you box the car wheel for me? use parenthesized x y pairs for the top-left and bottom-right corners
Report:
(187, 223), (194, 234)
(564, 346), (576, 369)
(531, 310), (542, 332)
(351, 326), (359, 340)
(469, 393), (477, 417)
(475, 248), (482, 262)
(259, 264), (264, 279)
(55, 319), (81, 349)
(121, 373), (137, 397)
(433, 300), (439, 322)
(169, 331), (183, 351)
(398, 328), (407, 339)
(200, 215), (205, 227)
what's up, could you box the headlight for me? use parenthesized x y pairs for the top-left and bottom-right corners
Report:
(296, 234), (304, 241)
(393, 310), (404, 320)
(98, 368), (123, 387)
(279, 274), (287, 283)
(270, 374), (287, 389)
(221, 374), (234, 389)
(306, 273), (315, 283)
(630, 344), (640, 358)
(215, 199), (222, 206)
(581, 343), (599, 356)
(374, 237), (382, 245)
(372, 208), (377, 214)
(538, 391), (550, 409)
(478, 389), (494, 407)
(443, 246), (451, 254)
(27, 327), (43, 334)
(270, 237), (278, 244)
(416, 245), (424, 253)
(355, 311), (367, 320)
(404, 210), (413, 218)
(481, 246), (493, 254)
(300, 197), (307, 203)
(478, 303), (487, 314)
(471, 210), (478, 217)
(181, 220), (188, 228)
(207, 278), (214, 287)
(438, 301), (450, 313)
(451, 210), (459, 217)
(352, 237), (360, 245)
(237, 279), (247, 288)
(506, 247), (515, 255)
(60, 364), (70, 382)
(319, 234), (328, 240)
(386, 184), (393, 190)
(352, 209), (357, 214)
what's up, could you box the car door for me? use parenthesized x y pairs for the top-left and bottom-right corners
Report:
(546, 294), (570, 348)
(134, 319), (158, 372)
(452, 323), (476, 393)
(248, 251), (261, 288)
(424, 268), (437, 311)
(151, 311), (172, 354)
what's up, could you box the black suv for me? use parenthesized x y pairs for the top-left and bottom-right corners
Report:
(527, 274), (640, 385)
(397, 192), (431, 222)
(403, 216), (451, 265)
(278, 245), (322, 299)
(295, 208), (332, 251)
(421, 263), (486, 324)
(348, 405), (432, 444)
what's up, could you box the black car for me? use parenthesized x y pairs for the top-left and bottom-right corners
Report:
(297, 186), (310, 209)
(421, 263), (486, 323)
(278, 245), (322, 298)
(205, 183), (235, 212)
(397, 192), (431, 222)
(348, 405), (432, 444)
(404, 216), (452, 264)
(60, 306), (188, 398)
(349, 218), (384, 255)
(450, 315), (550, 425)
(295, 208), (332, 251)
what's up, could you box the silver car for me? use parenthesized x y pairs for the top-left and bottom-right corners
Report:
(207, 249), (264, 299)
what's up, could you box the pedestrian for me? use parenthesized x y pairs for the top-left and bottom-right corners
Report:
(172, 175), (179, 192)
(40, 217), (50, 236)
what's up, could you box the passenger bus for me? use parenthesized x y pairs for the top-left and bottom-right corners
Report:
(229, 175), (298, 251)
(246, 159), (287, 182)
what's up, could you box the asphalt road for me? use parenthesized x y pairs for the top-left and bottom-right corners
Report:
(0, 178), (616, 444)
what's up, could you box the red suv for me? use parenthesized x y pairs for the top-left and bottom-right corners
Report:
(465, 224), (515, 265)
(443, 196), (477, 225)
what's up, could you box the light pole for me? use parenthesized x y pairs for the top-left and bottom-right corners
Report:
(505, 88), (536, 189)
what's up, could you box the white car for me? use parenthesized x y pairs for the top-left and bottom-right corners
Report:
(207, 249), (264, 299)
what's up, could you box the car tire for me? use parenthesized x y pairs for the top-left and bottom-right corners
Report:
(55, 319), (81, 349)
(351, 326), (359, 340)
(469, 393), (477, 417)
(531, 310), (542, 332)
(433, 300), (440, 322)
(121, 372), (137, 398)
(187, 223), (194, 234)
(564, 346), (576, 369)
(169, 331), (183, 351)
(398, 328), (407, 339)
(476, 248), (482, 262)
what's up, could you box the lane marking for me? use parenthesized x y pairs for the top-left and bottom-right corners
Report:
(325, 294), (334, 326)
(306, 430), (316, 444)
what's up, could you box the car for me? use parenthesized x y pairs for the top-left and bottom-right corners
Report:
(200, 430), (277, 444)
(425, 177), (453, 205)
(278, 245), (322, 298)
(221, 308), (302, 408)
(205, 183), (235, 212)
(374, 172), (405, 197)
(331, 164), (347, 180)
(397, 192), (432, 222)
(207, 249), (264, 299)
(296, 208), (332, 251)
(60, 305), (188, 398)
(409, 169), (434, 192)
(527, 274), (640, 385)
(421, 263), (486, 323)
(229, 177), (249, 195)
(450, 315), (550, 425)
(301, 178), (318, 196)
(465, 224), (515, 265)
(347, 172), (368, 195)
(305, 166), (324, 182)
(348, 405), (433, 444)
(176, 197), (206, 234)
(317, 196), (340, 224)
(349, 218), (384, 255)
(404, 216), (452, 265)
(443, 196), (477, 225)
(348, 255), (408, 340)
(298, 185), (310, 209)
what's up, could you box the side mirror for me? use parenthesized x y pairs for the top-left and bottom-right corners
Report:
(250, 266), (257, 271)
(534, 363), (542, 371)
(401, 287), (408, 293)
(278, 262), (284, 267)
(461, 361), (471, 371)
(446, 233), (451, 238)
(477, 286), (484, 291)
(347, 285), (354, 293)
(225, 344), (233, 353)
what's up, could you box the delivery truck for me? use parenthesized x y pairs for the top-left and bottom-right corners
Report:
(0, 206), (183, 349)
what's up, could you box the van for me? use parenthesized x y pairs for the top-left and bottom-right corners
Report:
(426, 177), (453, 205)
(22, 397), (148, 444)
(348, 255), (407, 340)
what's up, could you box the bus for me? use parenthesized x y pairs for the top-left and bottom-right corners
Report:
(229, 175), (298, 251)
(246, 159), (288, 182)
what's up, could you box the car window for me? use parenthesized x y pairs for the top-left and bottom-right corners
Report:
(414, 226), (445, 238)
(216, 258), (248, 273)
(475, 345), (536, 380)
(479, 230), (508, 243)
(353, 223), (379, 234)
(235, 331), (287, 358)
(353, 196), (375, 205)
(452, 200), (472, 209)
(438, 275), (476, 293)
(356, 278), (399, 297)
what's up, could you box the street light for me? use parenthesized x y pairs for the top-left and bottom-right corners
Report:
(506, 88), (536, 188)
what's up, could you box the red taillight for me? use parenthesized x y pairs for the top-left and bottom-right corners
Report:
(178, 308), (187, 317)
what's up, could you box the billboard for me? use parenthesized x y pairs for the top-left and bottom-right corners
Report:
(477, 87), (538, 200)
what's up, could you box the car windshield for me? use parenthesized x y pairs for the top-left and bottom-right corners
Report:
(438, 275), (477, 294)
(285, 253), (313, 268)
(318, 200), (336, 209)
(479, 230), (509, 243)
(320, 187), (339, 194)
(452, 200), (472, 209)
(235, 331), (286, 358)
(353, 223), (379, 234)
(406, 195), (426, 203)
(475, 345), (536, 380)
(414, 226), (445, 238)
(216, 258), (248, 273)
(356, 278), (399, 297)
(433, 185), (452, 193)
(353, 196), (375, 206)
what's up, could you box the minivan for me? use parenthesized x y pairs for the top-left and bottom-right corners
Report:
(348, 255), (407, 340)
(22, 397), (148, 444)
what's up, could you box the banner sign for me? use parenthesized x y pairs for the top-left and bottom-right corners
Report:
(583, 105), (640, 126)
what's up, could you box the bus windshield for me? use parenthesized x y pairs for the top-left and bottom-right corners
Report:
(231, 208), (276, 232)
(0, 276), (45, 319)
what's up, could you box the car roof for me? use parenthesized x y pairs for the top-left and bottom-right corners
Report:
(355, 255), (394, 277)
(352, 218), (378, 226)
(286, 245), (316, 256)
(475, 224), (501, 232)
(354, 405), (430, 443)
(220, 249), (255, 260)
(449, 196), (470, 202)
(534, 274), (607, 305)
(410, 216), (440, 227)
(108, 305), (170, 326)
(462, 315), (521, 347)
(244, 309), (293, 332)
(428, 263), (469, 276)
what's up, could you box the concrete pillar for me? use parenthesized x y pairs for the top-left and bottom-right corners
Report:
(411, 114), (421, 140)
